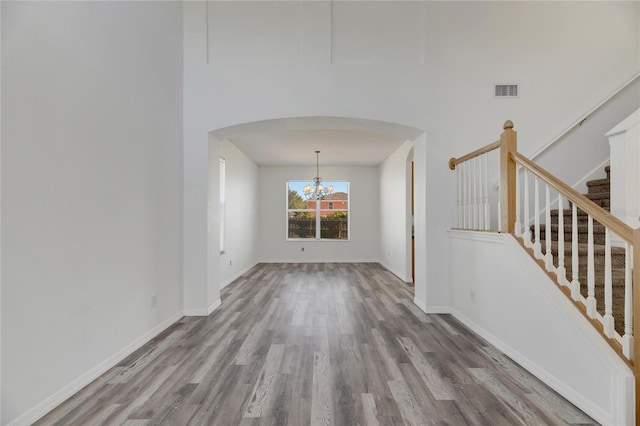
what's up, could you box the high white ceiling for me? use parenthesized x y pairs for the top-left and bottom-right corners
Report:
(212, 117), (424, 166)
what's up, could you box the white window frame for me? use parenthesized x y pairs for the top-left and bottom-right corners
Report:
(286, 181), (350, 241)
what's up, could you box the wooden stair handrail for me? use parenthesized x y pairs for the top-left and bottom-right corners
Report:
(512, 151), (634, 244)
(449, 120), (640, 423)
(449, 140), (500, 170)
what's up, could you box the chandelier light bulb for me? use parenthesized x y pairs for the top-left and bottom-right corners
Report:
(302, 150), (333, 200)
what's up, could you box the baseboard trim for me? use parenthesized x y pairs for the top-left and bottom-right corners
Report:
(413, 297), (428, 313)
(8, 310), (184, 426)
(448, 307), (612, 425)
(184, 298), (222, 317)
(207, 298), (222, 315)
(379, 261), (411, 283)
(221, 262), (258, 289)
(423, 305), (451, 314)
(258, 259), (379, 264)
(412, 297), (451, 315)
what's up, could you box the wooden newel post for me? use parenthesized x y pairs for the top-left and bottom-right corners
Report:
(633, 227), (640, 425)
(499, 120), (517, 234)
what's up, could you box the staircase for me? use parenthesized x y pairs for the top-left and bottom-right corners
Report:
(449, 121), (639, 425)
(536, 166), (626, 334)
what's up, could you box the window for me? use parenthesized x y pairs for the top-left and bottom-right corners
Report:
(287, 181), (349, 240)
(220, 157), (226, 252)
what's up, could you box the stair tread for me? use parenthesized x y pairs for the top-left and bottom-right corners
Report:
(537, 223), (607, 232)
(586, 178), (610, 187)
(585, 192), (610, 200)
(539, 239), (626, 255)
(551, 209), (589, 216)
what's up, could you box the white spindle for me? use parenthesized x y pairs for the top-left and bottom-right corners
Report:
(469, 159), (474, 229)
(473, 157), (479, 230)
(460, 163), (464, 228)
(533, 177), (542, 259)
(570, 204), (580, 300)
(586, 215), (597, 318)
(479, 155), (485, 230)
(466, 161), (471, 229)
(622, 242), (633, 359)
(455, 166), (461, 227)
(544, 185), (553, 270)
(524, 170), (531, 247)
(476, 157), (484, 229)
(461, 163), (467, 229)
(514, 166), (521, 237)
(483, 154), (490, 230)
(556, 194), (567, 285)
(476, 157), (481, 230)
(603, 228), (614, 337)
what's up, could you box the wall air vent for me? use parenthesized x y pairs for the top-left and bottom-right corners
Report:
(494, 84), (519, 98)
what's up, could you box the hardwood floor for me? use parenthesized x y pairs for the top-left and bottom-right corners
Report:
(36, 263), (597, 426)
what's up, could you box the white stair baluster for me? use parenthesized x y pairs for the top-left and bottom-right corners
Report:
(603, 228), (614, 337)
(478, 153), (487, 230)
(622, 242), (633, 360)
(514, 165), (521, 237)
(544, 185), (553, 270)
(586, 215), (597, 318)
(524, 170), (531, 247)
(455, 166), (461, 228)
(469, 160), (473, 228)
(473, 157), (479, 230)
(533, 177), (542, 259)
(570, 204), (581, 300)
(483, 154), (490, 230)
(556, 194), (567, 285)
(475, 157), (481, 230)
(461, 163), (467, 229)
(466, 161), (471, 229)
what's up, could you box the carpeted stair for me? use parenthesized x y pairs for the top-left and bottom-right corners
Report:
(531, 166), (627, 335)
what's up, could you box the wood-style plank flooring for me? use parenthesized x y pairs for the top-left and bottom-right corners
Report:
(37, 263), (597, 425)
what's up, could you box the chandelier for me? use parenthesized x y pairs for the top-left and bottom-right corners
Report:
(303, 151), (333, 200)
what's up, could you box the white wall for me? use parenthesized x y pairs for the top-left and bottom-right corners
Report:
(422, 0), (639, 310)
(219, 140), (259, 287)
(533, 76), (639, 196)
(183, 0), (639, 317)
(448, 231), (634, 425)
(608, 109), (640, 229)
(379, 141), (413, 282)
(203, 136), (222, 316)
(258, 166), (379, 263)
(1, 2), (183, 424)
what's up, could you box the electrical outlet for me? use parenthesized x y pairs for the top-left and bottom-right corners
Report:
(230, 260), (232, 266)
(301, 247), (305, 252)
